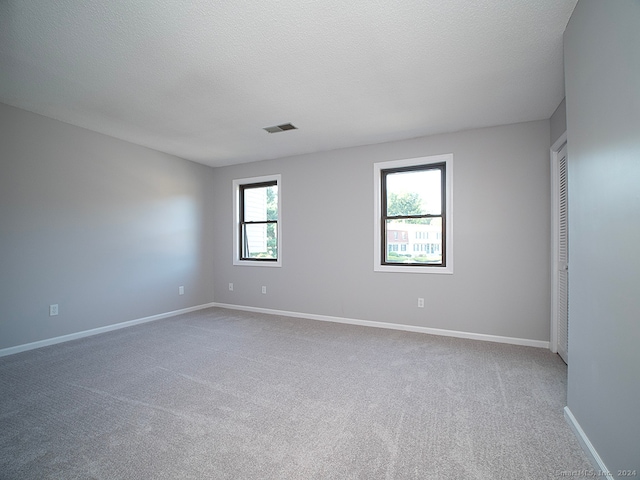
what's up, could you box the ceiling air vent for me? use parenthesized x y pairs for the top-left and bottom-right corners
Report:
(263, 123), (297, 133)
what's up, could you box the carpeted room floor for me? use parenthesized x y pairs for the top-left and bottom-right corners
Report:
(0, 307), (593, 479)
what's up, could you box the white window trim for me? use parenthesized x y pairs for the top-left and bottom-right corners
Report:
(373, 154), (453, 274)
(233, 174), (282, 267)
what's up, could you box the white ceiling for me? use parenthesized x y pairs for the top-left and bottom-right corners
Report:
(0, 0), (577, 167)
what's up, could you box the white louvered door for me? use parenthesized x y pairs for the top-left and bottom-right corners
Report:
(557, 144), (569, 364)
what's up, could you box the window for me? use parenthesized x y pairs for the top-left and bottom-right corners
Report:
(374, 154), (453, 274)
(233, 174), (281, 266)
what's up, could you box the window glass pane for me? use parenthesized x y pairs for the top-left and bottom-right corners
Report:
(386, 169), (441, 216)
(385, 218), (442, 264)
(244, 185), (278, 222)
(242, 223), (277, 259)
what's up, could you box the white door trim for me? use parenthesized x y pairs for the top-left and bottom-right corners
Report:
(550, 132), (568, 356)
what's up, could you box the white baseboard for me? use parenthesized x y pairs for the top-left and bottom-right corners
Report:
(564, 406), (614, 479)
(213, 302), (550, 349)
(0, 302), (217, 358)
(1, 301), (549, 358)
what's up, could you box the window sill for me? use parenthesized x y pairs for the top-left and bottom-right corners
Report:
(374, 264), (453, 274)
(233, 259), (282, 267)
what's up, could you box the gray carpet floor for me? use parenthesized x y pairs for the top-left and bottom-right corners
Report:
(1, 307), (593, 479)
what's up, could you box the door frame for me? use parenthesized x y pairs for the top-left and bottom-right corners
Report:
(550, 131), (568, 355)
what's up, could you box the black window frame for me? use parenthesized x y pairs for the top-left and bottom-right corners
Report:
(239, 180), (278, 262)
(380, 162), (447, 267)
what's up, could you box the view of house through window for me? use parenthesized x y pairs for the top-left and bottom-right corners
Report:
(382, 163), (445, 266)
(240, 181), (278, 260)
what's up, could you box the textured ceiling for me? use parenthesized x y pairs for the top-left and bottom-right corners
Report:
(0, 0), (577, 167)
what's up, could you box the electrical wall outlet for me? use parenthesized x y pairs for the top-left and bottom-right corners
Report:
(417, 298), (424, 308)
(179, 286), (184, 295)
(49, 304), (59, 316)
(229, 283), (234, 291)
(261, 286), (267, 294)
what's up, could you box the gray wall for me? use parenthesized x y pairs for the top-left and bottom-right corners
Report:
(564, 0), (640, 474)
(0, 103), (216, 350)
(213, 120), (552, 342)
(550, 97), (567, 146)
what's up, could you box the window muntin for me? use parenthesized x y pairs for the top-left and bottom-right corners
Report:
(233, 174), (281, 266)
(381, 163), (445, 266)
(374, 154), (453, 274)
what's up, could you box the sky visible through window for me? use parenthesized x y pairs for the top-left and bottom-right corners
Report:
(386, 169), (441, 215)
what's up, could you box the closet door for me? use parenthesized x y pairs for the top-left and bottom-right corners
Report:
(556, 143), (569, 364)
